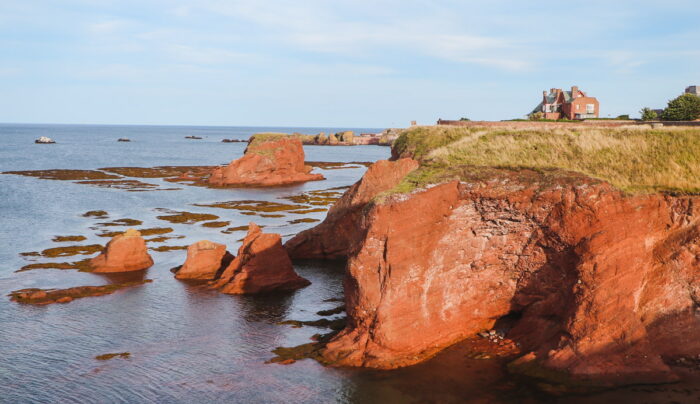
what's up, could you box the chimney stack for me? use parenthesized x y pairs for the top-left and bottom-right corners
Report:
(571, 86), (579, 97)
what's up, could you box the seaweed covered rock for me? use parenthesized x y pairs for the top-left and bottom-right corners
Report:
(208, 135), (324, 187)
(90, 229), (154, 273)
(174, 240), (233, 280)
(284, 158), (419, 259)
(212, 223), (309, 294)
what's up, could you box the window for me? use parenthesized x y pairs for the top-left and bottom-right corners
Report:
(576, 104), (580, 110)
(586, 104), (595, 114)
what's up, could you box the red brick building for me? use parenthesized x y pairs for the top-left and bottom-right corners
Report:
(531, 86), (600, 120)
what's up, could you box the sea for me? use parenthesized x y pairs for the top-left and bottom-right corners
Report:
(0, 124), (697, 403)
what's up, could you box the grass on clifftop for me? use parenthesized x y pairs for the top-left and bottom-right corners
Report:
(391, 125), (700, 194)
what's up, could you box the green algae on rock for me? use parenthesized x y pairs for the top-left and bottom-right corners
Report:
(95, 352), (131, 361)
(83, 210), (109, 218)
(155, 209), (219, 224)
(149, 245), (188, 252)
(2, 169), (121, 181)
(9, 280), (153, 305)
(201, 221), (230, 228)
(39, 244), (103, 258)
(96, 218), (143, 227)
(16, 259), (93, 273)
(52, 235), (87, 242)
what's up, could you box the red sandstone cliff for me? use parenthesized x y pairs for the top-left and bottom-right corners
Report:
(284, 158), (419, 259)
(290, 161), (700, 386)
(90, 229), (154, 273)
(208, 136), (324, 187)
(212, 223), (310, 294)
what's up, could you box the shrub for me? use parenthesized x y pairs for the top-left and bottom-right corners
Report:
(459, 117), (471, 121)
(640, 107), (657, 121)
(528, 112), (544, 121)
(616, 114), (630, 120)
(662, 93), (700, 121)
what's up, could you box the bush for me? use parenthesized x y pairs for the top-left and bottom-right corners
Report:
(640, 107), (657, 121)
(459, 117), (471, 121)
(616, 114), (630, 120)
(662, 93), (700, 121)
(528, 112), (544, 121)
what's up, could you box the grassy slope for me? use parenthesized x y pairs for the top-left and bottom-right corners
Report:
(390, 126), (700, 195)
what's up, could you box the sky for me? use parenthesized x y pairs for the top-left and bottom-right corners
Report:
(1, 1), (699, 127)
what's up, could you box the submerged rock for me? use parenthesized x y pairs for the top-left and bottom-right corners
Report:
(208, 135), (324, 187)
(9, 280), (152, 305)
(90, 229), (154, 273)
(175, 240), (233, 280)
(211, 223), (310, 294)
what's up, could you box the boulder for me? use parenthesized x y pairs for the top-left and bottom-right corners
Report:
(90, 229), (154, 272)
(175, 240), (233, 280)
(212, 223), (310, 294)
(208, 135), (324, 187)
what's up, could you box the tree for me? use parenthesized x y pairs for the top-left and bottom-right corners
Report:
(662, 93), (700, 121)
(459, 117), (471, 121)
(640, 107), (657, 121)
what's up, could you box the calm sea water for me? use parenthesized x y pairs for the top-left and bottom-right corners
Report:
(1, 124), (697, 403)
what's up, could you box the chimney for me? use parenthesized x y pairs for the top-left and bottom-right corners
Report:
(571, 86), (579, 98)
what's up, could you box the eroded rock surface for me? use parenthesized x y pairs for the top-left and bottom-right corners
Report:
(302, 164), (700, 386)
(90, 229), (154, 272)
(208, 136), (324, 187)
(284, 158), (419, 259)
(175, 240), (233, 280)
(212, 223), (310, 294)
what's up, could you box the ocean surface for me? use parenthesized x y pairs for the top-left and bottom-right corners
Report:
(1, 124), (698, 404)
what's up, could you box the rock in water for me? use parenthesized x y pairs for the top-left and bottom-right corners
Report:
(175, 240), (233, 280)
(35, 136), (55, 144)
(212, 223), (310, 294)
(208, 135), (324, 187)
(284, 158), (419, 259)
(90, 229), (154, 272)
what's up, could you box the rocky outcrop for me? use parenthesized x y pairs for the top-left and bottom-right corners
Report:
(90, 229), (154, 273)
(174, 240), (233, 280)
(10, 280), (152, 305)
(284, 158), (419, 259)
(208, 136), (324, 187)
(306, 165), (700, 386)
(212, 223), (310, 294)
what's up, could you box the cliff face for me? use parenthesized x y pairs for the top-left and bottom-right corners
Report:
(284, 158), (419, 259)
(208, 137), (324, 187)
(300, 163), (700, 385)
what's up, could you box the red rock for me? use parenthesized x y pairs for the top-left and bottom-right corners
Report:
(29, 291), (47, 300)
(56, 296), (73, 304)
(90, 229), (154, 273)
(284, 158), (419, 259)
(212, 223), (310, 294)
(311, 166), (700, 386)
(208, 136), (324, 187)
(175, 240), (233, 280)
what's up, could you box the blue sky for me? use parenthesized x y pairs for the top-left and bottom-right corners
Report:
(1, 1), (699, 127)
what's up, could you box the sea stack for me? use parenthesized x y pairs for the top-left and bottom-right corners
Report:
(90, 229), (154, 273)
(208, 134), (324, 187)
(211, 223), (310, 294)
(174, 240), (233, 280)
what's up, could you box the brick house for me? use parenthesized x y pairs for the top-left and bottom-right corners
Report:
(531, 86), (600, 120)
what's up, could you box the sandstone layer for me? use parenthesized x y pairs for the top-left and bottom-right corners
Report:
(90, 229), (154, 273)
(212, 223), (310, 294)
(284, 158), (419, 259)
(175, 240), (233, 280)
(208, 136), (324, 187)
(293, 161), (700, 386)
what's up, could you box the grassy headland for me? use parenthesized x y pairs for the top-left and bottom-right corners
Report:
(390, 125), (700, 195)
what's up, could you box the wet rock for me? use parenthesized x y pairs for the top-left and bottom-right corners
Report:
(52, 235), (87, 243)
(90, 229), (154, 273)
(117, 138), (131, 142)
(95, 352), (131, 360)
(35, 136), (55, 144)
(211, 223), (310, 294)
(175, 240), (233, 281)
(208, 135), (324, 187)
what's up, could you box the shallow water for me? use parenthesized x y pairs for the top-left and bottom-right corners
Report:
(2, 124), (699, 403)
